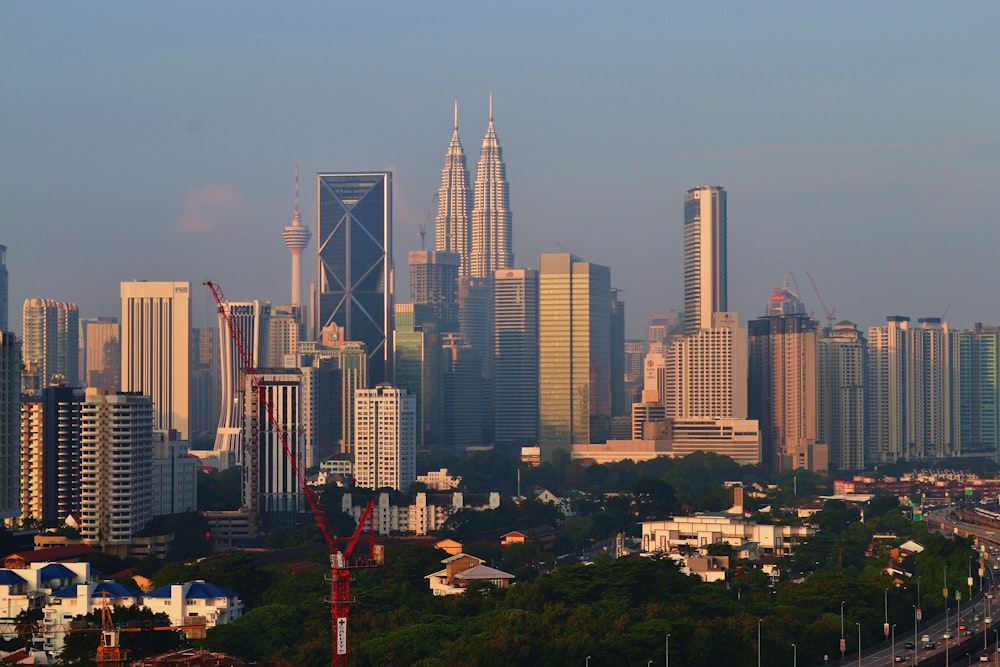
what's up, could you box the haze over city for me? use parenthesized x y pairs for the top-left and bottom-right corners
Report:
(2, 1), (998, 336)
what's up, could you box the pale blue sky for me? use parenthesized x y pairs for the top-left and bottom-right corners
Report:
(2, 1), (998, 337)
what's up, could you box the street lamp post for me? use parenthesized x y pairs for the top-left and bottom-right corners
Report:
(758, 619), (763, 667)
(842, 601), (847, 661)
(891, 624), (896, 667)
(993, 629), (998, 667)
(857, 622), (862, 667)
(913, 605), (919, 667)
(792, 643), (797, 667)
(666, 634), (670, 667)
(586, 657), (590, 667)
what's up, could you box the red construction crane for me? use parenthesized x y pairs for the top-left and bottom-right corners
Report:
(805, 271), (836, 329)
(205, 281), (379, 667)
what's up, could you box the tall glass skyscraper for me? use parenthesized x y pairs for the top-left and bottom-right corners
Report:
(0, 245), (8, 332)
(494, 268), (538, 447)
(538, 253), (611, 460)
(683, 186), (727, 336)
(470, 93), (513, 279)
(316, 172), (393, 386)
(22, 298), (80, 394)
(436, 100), (472, 278)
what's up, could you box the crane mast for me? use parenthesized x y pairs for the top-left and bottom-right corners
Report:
(205, 281), (378, 667)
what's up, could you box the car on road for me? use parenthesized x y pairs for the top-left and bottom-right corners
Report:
(894, 656), (906, 663)
(943, 632), (953, 639)
(904, 641), (915, 650)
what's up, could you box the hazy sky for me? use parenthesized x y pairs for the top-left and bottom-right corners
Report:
(2, 1), (998, 338)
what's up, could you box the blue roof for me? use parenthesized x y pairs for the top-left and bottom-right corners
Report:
(52, 581), (141, 598)
(144, 581), (238, 599)
(0, 570), (27, 586)
(39, 563), (77, 581)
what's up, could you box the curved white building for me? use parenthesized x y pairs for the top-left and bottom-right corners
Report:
(214, 301), (270, 462)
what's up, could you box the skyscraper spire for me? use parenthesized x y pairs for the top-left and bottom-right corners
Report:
(282, 164), (311, 307)
(436, 99), (473, 276)
(471, 91), (513, 278)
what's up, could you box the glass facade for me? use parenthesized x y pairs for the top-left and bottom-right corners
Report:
(317, 173), (393, 386)
(538, 254), (611, 460)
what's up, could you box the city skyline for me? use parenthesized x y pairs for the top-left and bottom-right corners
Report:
(3, 3), (999, 339)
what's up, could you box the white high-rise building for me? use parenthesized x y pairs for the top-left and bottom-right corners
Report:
(214, 300), (270, 460)
(683, 186), (727, 336)
(818, 321), (866, 470)
(121, 281), (191, 438)
(867, 316), (960, 463)
(0, 331), (20, 521)
(661, 312), (747, 419)
(80, 388), (154, 545)
(353, 384), (415, 493)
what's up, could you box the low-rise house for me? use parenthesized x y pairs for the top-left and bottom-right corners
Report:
(43, 581), (142, 653)
(425, 553), (515, 596)
(640, 513), (815, 557)
(0, 562), (94, 617)
(143, 581), (244, 630)
(500, 526), (557, 551)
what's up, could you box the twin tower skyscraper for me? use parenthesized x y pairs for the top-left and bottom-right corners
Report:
(436, 93), (513, 277)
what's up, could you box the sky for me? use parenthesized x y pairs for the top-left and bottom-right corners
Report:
(2, 1), (999, 338)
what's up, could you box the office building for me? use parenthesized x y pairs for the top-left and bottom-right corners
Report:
(435, 100), (473, 277)
(409, 250), (460, 332)
(82, 317), (120, 389)
(120, 281), (191, 438)
(394, 304), (441, 452)
(817, 321), (866, 470)
(493, 267), (538, 447)
(21, 299), (79, 394)
(353, 384), (416, 493)
(610, 289), (627, 417)
(242, 369), (303, 530)
(959, 324), (999, 455)
(0, 245), (7, 332)
(190, 326), (220, 447)
(282, 166), (311, 308)
(661, 311), (747, 420)
(316, 172), (393, 385)
(748, 314), (824, 471)
(766, 280), (806, 317)
(214, 300), (270, 461)
(470, 93), (513, 279)
(441, 332), (483, 451)
(538, 253), (612, 460)
(80, 388), (154, 546)
(458, 276), (494, 444)
(1, 332), (20, 521)
(683, 186), (727, 335)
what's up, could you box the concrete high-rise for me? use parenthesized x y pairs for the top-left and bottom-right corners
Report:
(353, 383), (416, 493)
(121, 281), (191, 438)
(683, 186), (727, 336)
(20, 386), (85, 524)
(662, 312), (747, 419)
(80, 388), (154, 546)
(282, 166), (311, 308)
(470, 93), (513, 279)
(748, 314), (824, 471)
(867, 316), (960, 462)
(435, 100), (473, 277)
(817, 321), (866, 470)
(214, 300), (270, 461)
(493, 268), (538, 447)
(393, 304), (441, 452)
(0, 331), (20, 521)
(0, 245), (8, 332)
(538, 253), (611, 460)
(190, 326), (220, 447)
(22, 299), (79, 394)
(316, 172), (393, 385)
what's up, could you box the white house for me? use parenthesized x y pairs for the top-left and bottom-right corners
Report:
(142, 580), (244, 629)
(425, 553), (515, 596)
